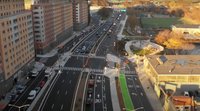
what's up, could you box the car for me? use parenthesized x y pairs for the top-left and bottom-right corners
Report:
(34, 87), (41, 94)
(27, 90), (37, 100)
(31, 68), (39, 77)
(16, 85), (26, 94)
(45, 67), (53, 78)
(97, 94), (100, 99)
(88, 88), (93, 94)
(188, 91), (195, 97)
(184, 91), (189, 96)
(39, 81), (45, 88)
(9, 91), (19, 103)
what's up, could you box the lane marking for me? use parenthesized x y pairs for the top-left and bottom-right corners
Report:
(69, 80), (71, 84)
(51, 104), (54, 109)
(65, 90), (68, 95)
(60, 104), (63, 110)
(57, 90), (60, 95)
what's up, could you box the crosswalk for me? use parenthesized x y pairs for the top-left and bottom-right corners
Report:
(54, 67), (104, 73)
(54, 67), (136, 75)
(70, 54), (105, 59)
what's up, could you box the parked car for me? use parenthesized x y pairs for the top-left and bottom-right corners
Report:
(39, 81), (45, 88)
(10, 91), (19, 103)
(31, 68), (39, 77)
(27, 90), (37, 100)
(16, 85), (26, 94)
(34, 87), (41, 94)
(184, 91), (190, 96)
(45, 67), (53, 78)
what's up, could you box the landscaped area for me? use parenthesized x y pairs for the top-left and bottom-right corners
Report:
(133, 49), (155, 56)
(119, 73), (134, 110)
(141, 17), (182, 29)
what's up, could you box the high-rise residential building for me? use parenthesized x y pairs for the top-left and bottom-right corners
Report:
(31, 0), (73, 54)
(0, 0), (35, 95)
(91, 0), (108, 6)
(72, 0), (89, 31)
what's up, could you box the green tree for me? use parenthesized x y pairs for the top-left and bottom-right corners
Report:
(97, 7), (113, 20)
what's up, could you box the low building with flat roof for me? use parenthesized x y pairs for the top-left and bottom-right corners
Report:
(144, 55), (200, 95)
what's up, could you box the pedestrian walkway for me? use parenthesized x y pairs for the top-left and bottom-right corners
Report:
(104, 68), (121, 111)
(124, 37), (164, 111)
(135, 67), (163, 111)
(117, 15), (128, 40)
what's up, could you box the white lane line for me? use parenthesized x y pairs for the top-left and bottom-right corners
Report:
(57, 90), (60, 95)
(51, 104), (54, 109)
(140, 92), (143, 96)
(60, 104), (63, 110)
(65, 90), (68, 95)
(69, 80), (71, 84)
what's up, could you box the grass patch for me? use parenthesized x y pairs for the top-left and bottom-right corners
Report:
(141, 17), (182, 29)
(119, 74), (134, 110)
(133, 49), (155, 56)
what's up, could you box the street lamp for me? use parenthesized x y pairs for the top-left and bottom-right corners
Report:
(8, 104), (30, 111)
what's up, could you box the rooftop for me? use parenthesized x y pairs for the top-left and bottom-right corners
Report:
(146, 55), (200, 75)
(172, 96), (193, 106)
(172, 24), (200, 28)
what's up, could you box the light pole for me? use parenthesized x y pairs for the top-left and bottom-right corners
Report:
(8, 104), (30, 111)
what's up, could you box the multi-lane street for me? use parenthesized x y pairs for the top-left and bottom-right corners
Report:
(40, 70), (80, 111)
(5, 11), (153, 111)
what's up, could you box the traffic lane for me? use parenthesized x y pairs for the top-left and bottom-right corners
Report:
(126, 76), (142, 109)
(96, 34), (117, 56)
(86, 58), (106, 69)
(64, 57), (84, 68)
(15, 70), (46, 105)
(104, 76), (113, 111)
(132, 76), (153, 111)
(42, 70), (80, 111)
(5, 70), (46, 111)
(95, 75), (103, 111)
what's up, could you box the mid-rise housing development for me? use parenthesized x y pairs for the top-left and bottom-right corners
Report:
(172, 24), (200, 42)
(31, 0), (73, 54)
(0, 0), (35, 95)
(72, 0), (89, 31)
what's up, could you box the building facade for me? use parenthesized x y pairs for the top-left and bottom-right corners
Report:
(172, 24), (200, 42)
(72, 0), (89, 31)
(32, 0), (73, 54)
(0, 0), (35, 95)
(144, 55), (200, 96)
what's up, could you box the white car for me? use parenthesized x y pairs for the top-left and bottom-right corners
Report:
(184, 91), (189, 96)
(27, 90), (37, 100)
(31, 68), (39, 77)
(45, 67), (53, 78)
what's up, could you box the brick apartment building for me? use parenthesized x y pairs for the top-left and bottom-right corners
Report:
(0, 0), (35, 95)
(72, 0), (89, 31)
(31, 0), (73, 54)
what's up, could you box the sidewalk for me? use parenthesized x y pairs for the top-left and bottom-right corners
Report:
(117, 15), (128, 40)
(124, 39), (164, 111)
(104, 68), (121, 111)
(136, 66), (163, 111)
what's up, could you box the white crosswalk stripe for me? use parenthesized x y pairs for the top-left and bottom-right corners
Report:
(54, 67), (104, 73)
(71, 54), (105, 59)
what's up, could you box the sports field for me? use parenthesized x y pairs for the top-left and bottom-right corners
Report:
(119, 73), (134, 110)
(141, 17), (182, 29)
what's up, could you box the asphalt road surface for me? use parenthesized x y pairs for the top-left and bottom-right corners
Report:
(41, 70), (80, 111)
